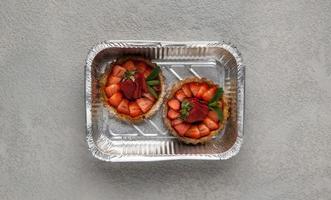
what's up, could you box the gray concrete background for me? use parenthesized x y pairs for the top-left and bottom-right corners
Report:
(1, 0), (331, 199)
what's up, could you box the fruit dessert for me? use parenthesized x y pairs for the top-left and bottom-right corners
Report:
(163, 77), (229, 144)
(100, 57), (165, 123)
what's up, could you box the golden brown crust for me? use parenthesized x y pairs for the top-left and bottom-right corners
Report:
(163, 77), (229, 144)
(100, 57), (166, 123)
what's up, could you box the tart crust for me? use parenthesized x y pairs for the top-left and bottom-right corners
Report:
(163, 77), (229, 144)
(100, 57), (166, 123)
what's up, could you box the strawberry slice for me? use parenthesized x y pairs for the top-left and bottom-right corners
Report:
(111, 65), (126, 77)
(190, 82), (200, 97)
(142, 92), (156, 102)
(203, 117), (219, 130)
(117, 99), (130, 114)
(198, 124), (210, 137)
(136, 73), (148, 93)
(196, 83), (209, 98)
(202, 86), (217, 102)
(167, 99), (180, 110)
(123, 60), (136, 70)
(171, 118), (184, 126)
(175, 90), (186, 102)
(173, 123), (190, 136)
(167, 109), (180, 119)
(185, 125), (200, 139)
(136, 98), (154, 113)
(182, 84), (192, 97)
(207, 111), (219, 123)
(105, 84), (120, 98)
(107, 76), (121, 85)
(143, 68), (152, 78)
(136, 62), (147, 73)
(129, 102), (142, 117)
(108, 92), (123, 107)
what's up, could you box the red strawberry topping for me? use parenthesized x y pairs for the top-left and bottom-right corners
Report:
(183, 98), (209, 123)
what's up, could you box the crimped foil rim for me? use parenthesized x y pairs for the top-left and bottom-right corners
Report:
(85, 40), (245, 162)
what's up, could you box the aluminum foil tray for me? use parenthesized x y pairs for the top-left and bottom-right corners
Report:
(85, 41), (245, 162)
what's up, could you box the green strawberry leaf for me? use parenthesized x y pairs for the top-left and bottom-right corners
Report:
(146, 65), (160, 81)
(147, 85), (158, 98)
(209, 87), (223, 104)
(147, 80), (160, 86)
(212, 106), (223, 122)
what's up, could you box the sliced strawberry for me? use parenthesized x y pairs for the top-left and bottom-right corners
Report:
(198, 124), (210, 137)
(175, 90), (186, 102)
(208, 111), (219, 122)
(117, 99), (130, 115)
(185, 125), (201, 139)
(168, 99), (180, 110)
(190, 82), (200, 97)
(167, 109), (180, 119)
(105, 84), (120, 98)
(202, 86), (217, 102)
(171, 118), (184, 126)
(129, 102), (142, 117)
(196, 83), (209, 98)
(136, 62), (147, 73)
(123, 60), (136, 70)
(173, 123), (190, 136)
(143, 68), (152, 78)
(142, 92), (155, 102)
(111, 65), (126, 77)
(107, 76), (121, 85)
(136, 73), (148, 93)
(136, 98), (154, 113)
(182, 84), (192, 97)
(108, 92), (123, 107)
(203, 117), (219, 130)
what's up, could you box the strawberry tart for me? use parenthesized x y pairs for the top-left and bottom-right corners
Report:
(163, 77), (229, 144)
(100, 57), (165, 123)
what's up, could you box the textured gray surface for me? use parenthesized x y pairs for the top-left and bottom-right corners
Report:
(0, 0), (331, 199)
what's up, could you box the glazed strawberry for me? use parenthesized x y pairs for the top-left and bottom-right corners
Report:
(198, 124), (210, 137)
(136, 73), (148, 93)
(185, 125), (200, 139)
(203, 117), (219, 130)
(108, 92), (123, 107)
(207, 110), (219, 122)
(196, 83), (209, 98)
(136, 62), (147, 73)
(120, 80), (136, 100)
(117, 99), (130, 115)
(202, 86), (217, 102)
(136, 98), (154, 113)
(123, 60), (136, 70)
(167, 109), (180, 119)
(105, 84), (120, 98)
(182, 84), (192, 97)
(168, 99), (180, 110)
(143, 68), (152, 78)
(142, 92), (156, 102)
(171, 118), (184, 126)
(173, 123), (190, 136)
(175, 90), (186, 102)
(111, 65), (126, 77)
(183, 98), (209, 123)
(190, 82), (200, 97)
(129, 102), (143, 117)
(107, 76), (121, 85)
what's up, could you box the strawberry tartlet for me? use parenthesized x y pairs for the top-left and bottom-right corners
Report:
(100, 57), (165, 123)
(163, 77), (229, 144)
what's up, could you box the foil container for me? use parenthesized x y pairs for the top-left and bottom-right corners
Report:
(85, 41), (245, 162)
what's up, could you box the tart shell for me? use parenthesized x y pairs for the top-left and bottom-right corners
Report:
(163, 77), (229, 144)
(100, 57), (166, 123)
